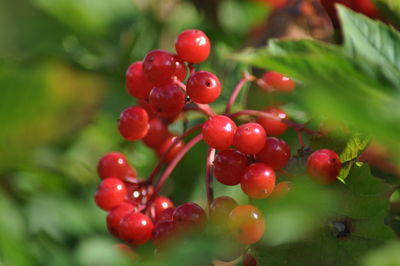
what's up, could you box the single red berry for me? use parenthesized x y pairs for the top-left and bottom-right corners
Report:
(118, 106), (149, 141)
(233, 123), (266, 155)
(256, 107), (288, 136)
(175, 29), (210, 64)
(262, 71), (295, 93)
(270, 181), (293, 199)
(125, 61), (154, 99)
(157, 207), (175, 223)
(213, 149), (248, 186)
(152, 196), (174, 221)
(307, 149), (341, 184)
(95, 178), (127, 211)
(173, 202), (207, 232)
(119, 212), (154, 245)
(243, 253), (257, 266)
(186, 71), (221, 104)
(97, 152), (137, 180)
(241, 163), (276, 199)
(106, 202), (136, 237)
(142, 49), (176, 84)
(228, 205), (265, 245)
(173, 55), (188, 81)
(209, 196), (238, 225)
(202, 115), (237, 150)
(255, 137), (290, 170)
(152, 220), (177, 247)
(156, 135), (184, 163)
(142, 118), (170, 148)
(149, 84), (186, 116)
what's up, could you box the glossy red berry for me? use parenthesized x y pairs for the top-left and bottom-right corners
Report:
(142, 118), (169, 148)
(213, 149), (248, 186)
(156, 135), (184, 163)
(118, 106), (149, 141)
(119, 212), (154, 245)
(255, 137), (290, 170)
(256, 107), (288, 136)
(228, 205), (265, 245)
(95, 178), (127, 211)
(157, 207), (175, 223)
(209, 196), (238, 224)
(187, 71), (221, 104)
(262, 71), (295, 93)
(173, 202), (207, 231)
(241, 163), (276, 199)
(175, 29), (210, 64)
(106, 202), (136, 237)
(142, 49), (176, 84)
(149, 84), (185, 116)
(233, 123), (266, 155)
(97, 152), (137, 180)
(307, 149), (341, 184)
(125, 61), (154, 99)
(243, 253), (257, 266)
(152, 196), (174, 221)
(202, 115), (237, 150)
(173, 55), (188, 81)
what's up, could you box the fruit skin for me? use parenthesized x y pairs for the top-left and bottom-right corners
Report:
(241, 163), (276, 199)
(228, 205), (265, 245)
(152, 196), (174, 221)
(186, 71), (221, 104)
(149, 84), (186, 116)
(202, 115), (237, 150)
(125, 61), (154, 99)
(256, 137), (291, 170)
(97, 152), (137, 180)
(95, 178), (127, 211)
(156, 135), (184, 163)
(233, 122), (266, 155)
(142, 118), (170, 149)
(256, 107), (288, 136)
(106, 202), (136, 237)
(157, 207), (175, 223)
(270, 181), (293, 199)
(173, 202), (207, 232)
(307, 149), (341, 184)
(262, 71), (295, 93)
(209, 196), (238, 226)
(142, 49), (176, 84)
(213, 149), (248, 186)
(119, 212), (154, 245)
(152, 220), (177, 247)
(118, 106), (149, 141)
(175, 29), (210, 64)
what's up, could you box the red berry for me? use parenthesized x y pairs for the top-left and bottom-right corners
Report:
(119, 212), (154, 245)
(152, 196), (174, 221)
(156, 135), (184, 163)
(213, 149), (248, 186)
(95, 178), (127, 211)
(175, 29), (210, 64)
(138, 99), (156, 119)
(142, 49), (176, 84)
(262, 71), (295, 93)
(173, 55), (188, 81)
(186, 71), (221, 104)
(255, 137), (290, 170)
(125, 61), (154, 99)
(202, 115), (237, 150)
(307, 149), (341, 184)
(157, 207), (175, 223)
(228, 205), (265, 245)
(241, 163), (276, 199)
(173, 202), (207, 232)
(233, 123), (266, 155)
(106, 202), (136, 237)
(142, 118), (170, 148)
(209, 196), (238, 225)
(152, 220), (177, 247)
(243, 253), (257, 266)
(256, 107), (288, 136)
(118, 106), (149, 141)
(97, 152), (137, 180)
(149, 84), (185, 116)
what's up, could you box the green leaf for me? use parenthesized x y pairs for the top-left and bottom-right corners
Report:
(373, 0), (400, 27)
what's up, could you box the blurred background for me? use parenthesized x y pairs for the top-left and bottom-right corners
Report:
(1, 0), (400, 265)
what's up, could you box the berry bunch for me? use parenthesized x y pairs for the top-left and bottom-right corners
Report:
(93, 29), (342, 263)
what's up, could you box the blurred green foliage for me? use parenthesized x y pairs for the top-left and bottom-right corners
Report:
(1, 0), (400, 265)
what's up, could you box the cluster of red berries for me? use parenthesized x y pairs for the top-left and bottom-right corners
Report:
(93, 29), (343, 263)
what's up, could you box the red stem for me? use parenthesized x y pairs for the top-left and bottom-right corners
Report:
(145, 124), (203, 184)
(205, 148), (215, 208)
(188, 63), (196, 75)
(295, 129), (304, 148)
(224, 73), (254, 115)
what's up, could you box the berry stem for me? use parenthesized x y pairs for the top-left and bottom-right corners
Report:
(173, 79), (187, 92)
(145, 124), (203, 184)
(295, 128), (304, 148)
(147, 134), (203, 206)
(205, 148), (216, 208)
(224, 72), (255, 115)
(188, 63), (196, 74)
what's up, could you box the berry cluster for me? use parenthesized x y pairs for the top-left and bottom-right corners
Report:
(93, 29), (342, 263)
